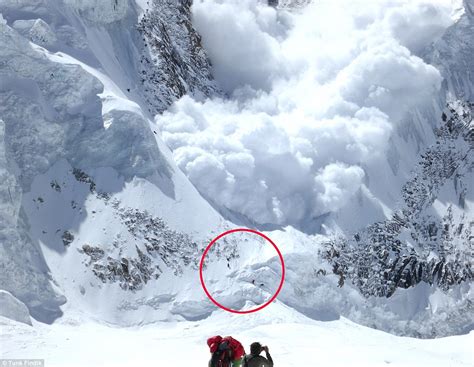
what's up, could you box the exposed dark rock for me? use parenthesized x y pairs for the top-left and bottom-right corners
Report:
(50, 180), (61, 192)
(72, 168), (96, 193)
(62, 230), (74, 247)
(137, 0), (220, 114)
(80, 206), (204, 290)
(81, 244), (105, 262)
(324, 101), (473, 298)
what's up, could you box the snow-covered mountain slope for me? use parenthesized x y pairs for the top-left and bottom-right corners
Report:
(0, 0), (224, 324)
(428, 0), (474, 99)
(0, 0), (472, 346)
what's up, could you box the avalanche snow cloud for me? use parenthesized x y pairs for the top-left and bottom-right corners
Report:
(156, 0), (458, 225)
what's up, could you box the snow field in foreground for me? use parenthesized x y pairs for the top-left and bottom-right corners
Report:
(1, 303), (472, 367)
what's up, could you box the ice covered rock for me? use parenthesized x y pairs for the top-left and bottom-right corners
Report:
(12, 19), (57, 46)
(0, 290), (32, 325)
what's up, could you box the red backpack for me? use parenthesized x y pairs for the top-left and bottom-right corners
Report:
(208, 336), (245, 367)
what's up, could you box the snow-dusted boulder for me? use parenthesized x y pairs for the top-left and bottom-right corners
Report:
(12, 19), (57, 46)
(0, 290), (32, 325)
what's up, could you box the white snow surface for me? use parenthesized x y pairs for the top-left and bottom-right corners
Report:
(1, 306), (473, 367)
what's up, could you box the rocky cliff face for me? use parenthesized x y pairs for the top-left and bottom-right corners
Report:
(325, 101), (473, 298)
(320, 5), (474, 334)
(137, 0), (220, 114)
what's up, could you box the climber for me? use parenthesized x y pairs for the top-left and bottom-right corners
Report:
(208, 335), (245, 367)
(242, 342), (274, 367)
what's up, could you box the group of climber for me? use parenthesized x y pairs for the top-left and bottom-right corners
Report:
(207, 335), (273, 367)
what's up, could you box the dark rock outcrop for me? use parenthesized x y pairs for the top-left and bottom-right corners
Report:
(324, 101), (473, 297)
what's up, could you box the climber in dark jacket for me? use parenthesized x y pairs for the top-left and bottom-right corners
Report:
(242, 342), (274, 367)
(268, 0), (278, 7)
